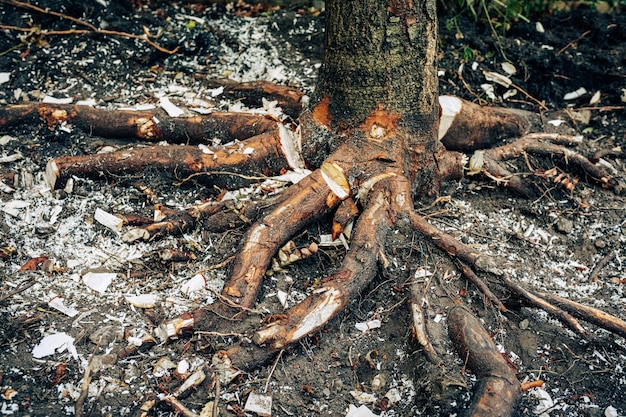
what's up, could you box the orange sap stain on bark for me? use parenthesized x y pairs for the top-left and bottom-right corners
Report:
(362, 105), (400, 140)
(312, 96), (332, 128)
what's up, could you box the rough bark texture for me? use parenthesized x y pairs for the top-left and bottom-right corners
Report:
(448, 306), (521, 417)
(45, 128), (289, 190)
(0, 103), (277, 143)
(301, 0), (445, 195)
(313, 0), (439, 134)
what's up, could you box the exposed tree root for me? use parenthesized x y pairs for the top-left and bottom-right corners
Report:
(502, 273), (589, 337)
(250, 183), (392, 350)
(44, 125), (297, 191)
(0, 102), (279, 143)
(457, 261), (507, 312)
(448, 306), (521, 417)
(408, 280), (442, 365)
(221, 169), (338, 311)
(201, 78), (306, 117)
(121, 195), (282, 242)
(479, 133), (618, 193)
(3, 83), (624, 416)
(536, 291), (626, 339)
(5, 0), (624, 414)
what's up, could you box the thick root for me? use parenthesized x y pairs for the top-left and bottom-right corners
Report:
(0, 102), (278, 142)
(448, 306), (521, 417)
(438, 97), (617, 195)
(45, 128), (295, 190)
(224, 184), (394, 370)
(252, 187), (392, 349)
(223, 170), (337, 311)
(438, 95), (534, 152)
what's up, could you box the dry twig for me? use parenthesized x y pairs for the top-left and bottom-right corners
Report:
(1, 0), (178, 54)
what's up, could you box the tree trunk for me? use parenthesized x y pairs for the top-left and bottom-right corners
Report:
(314, 0), (438, 130)
(302, 0), (445, 194)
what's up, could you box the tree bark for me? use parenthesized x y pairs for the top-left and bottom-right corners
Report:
(448, 307), (521, 417)
(313, 0), (438, 133)
(301, 0), (445, 196)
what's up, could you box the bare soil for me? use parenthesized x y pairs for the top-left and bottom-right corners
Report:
(0, 1), (625, 417)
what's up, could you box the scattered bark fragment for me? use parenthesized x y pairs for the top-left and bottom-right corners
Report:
(243, 391), (272, 417)
(19, 256), (48, 271)
(118, 328), (156, 359)
(0, 2), (623, 416)
(159, 248), (196, 263)
(163, 396), (200, 417)
(0, 244), (17, 259)
(49, 362), (67, 386)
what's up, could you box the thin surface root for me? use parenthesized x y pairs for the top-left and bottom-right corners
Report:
(122, 195), (284, 242)
(502, 274), (588, 337)
(537, 291), (626, 339)
(408, 281), (442, 365)
(457, 261), (507, 312)
(483, 135), (617, 189)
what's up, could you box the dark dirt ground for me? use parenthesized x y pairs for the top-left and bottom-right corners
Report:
(0, 1), (625, 416)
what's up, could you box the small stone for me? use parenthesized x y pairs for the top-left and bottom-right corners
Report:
(89, 325), (124, 345)
(89, 354), (118, 372)
(334, 379), (344, 391)
(595, 239), (606, 249)
(519, 319), (529, 330)
(555, 218), (573, 234)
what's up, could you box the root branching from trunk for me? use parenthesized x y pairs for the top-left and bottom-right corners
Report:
(3, 85), (624, 417)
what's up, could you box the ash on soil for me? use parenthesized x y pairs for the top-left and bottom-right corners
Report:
(0, 1), (625, 416)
